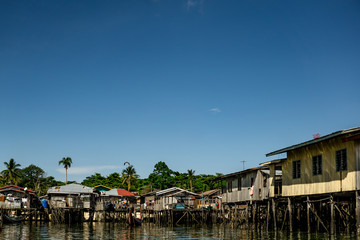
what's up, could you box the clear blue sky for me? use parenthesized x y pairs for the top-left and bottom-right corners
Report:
(1, 0), (359, 182)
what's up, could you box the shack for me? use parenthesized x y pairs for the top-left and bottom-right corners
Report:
(219, 166), (270, 207)
(259, 159), (284, 198)
(198, 189), (221, 209)
(143, 187), (200, 210)
(47, 183), (98, 209)
(0, 185), (39, 209)
(96, 188), (135, 210)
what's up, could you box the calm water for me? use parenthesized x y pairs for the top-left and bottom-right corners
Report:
(0, 222), (357, 240)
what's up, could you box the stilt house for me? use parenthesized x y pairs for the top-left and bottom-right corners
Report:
(47, 183), (98, 209)
(142, 187), (200, 210)
(266, 127), (360, 197)
(96, 189), (135, 210)
(0, 185), (40, 209)
(259, 159), (284, 198)
(198, 189), (221, 209)
(219, 166), (270, 207)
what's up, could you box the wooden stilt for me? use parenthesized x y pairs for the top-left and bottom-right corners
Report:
(272, 198), (277, 231)
(356, 191), (360, 234)
(288, 198), (292, 232)
(266, 200), (270, 231)
(307, 196), (310, 233)
(330, 196), (335, 235)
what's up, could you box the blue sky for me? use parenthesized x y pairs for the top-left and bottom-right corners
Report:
(1, 0), (359, 182)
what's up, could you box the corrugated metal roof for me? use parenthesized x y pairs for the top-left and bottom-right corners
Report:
(200, 189), (220, 196)
(259, 158), (286, 166)
(217, 166), (269, 180)
(47, 183), (95, 194)
(104, 189), (135, 197)
(266, 127), (360, 157)
(155, 187), (199, 197)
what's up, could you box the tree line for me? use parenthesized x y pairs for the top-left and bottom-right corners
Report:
(0, 158), (224, 196)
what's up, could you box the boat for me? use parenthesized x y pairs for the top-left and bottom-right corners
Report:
(3, 213), (24, 223)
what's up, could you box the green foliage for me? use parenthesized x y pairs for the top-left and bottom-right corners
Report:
(20, 164), (45, 193)
(122, 165), (139, 191)
(81, 173), (106, 187)
(58, 157), (72, 184)
(0, 158), (222, 196)
(148, 161), (175, 190)
(2, 158), (22, 185)
(104, 172), (123, 188)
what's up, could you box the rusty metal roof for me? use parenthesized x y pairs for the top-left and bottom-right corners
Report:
(266, 127), (360, 157)
(47, 183), (96, 195)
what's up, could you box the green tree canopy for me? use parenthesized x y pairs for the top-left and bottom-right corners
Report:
(81, 173), (106, 187)
(20, 164), (45, 192)
(2, 158), (21, 185)
(122, 165), (139, 191)
(148, 161), (175, 190)
(58, 157), (72, 184)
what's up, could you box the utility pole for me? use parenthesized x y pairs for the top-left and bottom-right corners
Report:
(241, 161), (246, 170)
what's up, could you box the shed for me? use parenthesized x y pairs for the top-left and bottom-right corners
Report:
(47, 183), (98, 209)
(218, 166), (270, 206)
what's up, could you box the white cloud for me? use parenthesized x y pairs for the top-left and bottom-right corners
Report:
(209, 107), (221, 113)
(57, 165), (122, 175)
(186, 0), (204, 12)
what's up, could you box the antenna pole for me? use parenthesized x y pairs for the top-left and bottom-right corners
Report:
(241, 161), (246, 170)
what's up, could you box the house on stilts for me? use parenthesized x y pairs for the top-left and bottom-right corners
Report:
(266, 126), (360, 233)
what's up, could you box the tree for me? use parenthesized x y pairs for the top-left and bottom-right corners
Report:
(2, 158), (21, 185)
(58, 157), (72, 184)
(81, 173), (106, 187)
(122, 165), (139, 191)
(187, 169), (195, 192)
(148, 161), (175, 190)
(20, 164), (45, 192)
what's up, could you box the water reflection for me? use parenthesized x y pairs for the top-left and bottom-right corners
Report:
(0, 223), (358, 240)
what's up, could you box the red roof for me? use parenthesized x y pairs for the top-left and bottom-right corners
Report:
(117, 189), (135, 196)
(0, 185), (36, 195)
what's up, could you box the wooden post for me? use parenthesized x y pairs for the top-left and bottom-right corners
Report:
(356, 191), (360, 235)
(330, 196), (335, 235)
(253, 202), (257, 229)
(266, 200), (270, 231)
(307, 196), (310, 233)
(272, 198), (277, 231)
(245, 202), (249, 226)
(288, 198), (292, 232)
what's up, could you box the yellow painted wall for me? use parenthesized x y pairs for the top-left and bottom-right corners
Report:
(282, 135), (355, 196)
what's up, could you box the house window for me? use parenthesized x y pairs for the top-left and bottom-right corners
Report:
(336, 149), (347, 172)
(238, 177), (242, 191)
(263, 176), (267, 188)
(228, 180), (232, 193)
(292, 160), (301, 179)
(312, 155), (322, 175)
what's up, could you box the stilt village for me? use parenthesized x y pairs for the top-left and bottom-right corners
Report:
(1, 126), (360, 235)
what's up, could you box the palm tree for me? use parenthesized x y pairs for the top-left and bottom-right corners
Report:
(58, 157), (72, 184)
(187, 169), (195, 192)
(122, 165), (139, 191)
(2, 158), (21, 185)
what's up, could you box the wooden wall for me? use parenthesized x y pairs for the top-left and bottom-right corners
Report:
(282, 135), (356, 196)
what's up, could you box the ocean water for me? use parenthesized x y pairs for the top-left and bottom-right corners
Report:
(0, 222), (357, 240)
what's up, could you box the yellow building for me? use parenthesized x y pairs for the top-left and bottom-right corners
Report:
(266, 127), (360, 197)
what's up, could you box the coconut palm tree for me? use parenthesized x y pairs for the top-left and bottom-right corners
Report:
(2, 158), (21, 185)
(58, 157), (72, 184)
(187, 169), (195, 192)
(122, 165), (139, 191)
